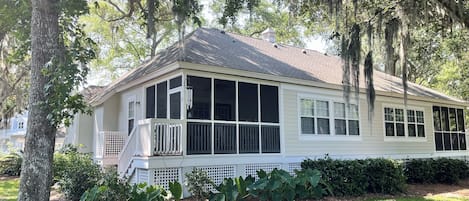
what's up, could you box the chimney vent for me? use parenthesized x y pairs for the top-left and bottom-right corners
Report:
(261, 28), (276, 43)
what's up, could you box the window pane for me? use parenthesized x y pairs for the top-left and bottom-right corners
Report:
(449, 108), (457, 131)
(435, 133), (443, 151)
(348, 104), (359, 119)
(451, 133), (459, 150)
(128, 101), (135, 118)
(334, 102), (345, 118)
(443, 133), (452, 150)
(261, 125), (280, 153)
(187, 76), (211, 120)
(335, 119), (346, 135)
(169, 76), (182, 89)
(385, 123), (395, 136)
(385, 108), (394, 121)
(146, 86), (155, 118)
(214, 79), (236, 121)
(457, 109), (465, 132)
(441, 107), (449, 131)
(187, 122), (212, 155)
(407, 110), (415, 123)
(260, 85), (279, 123)
(128, 119), (134, 135)
(417, 125), (425, 137)
(408, 124), (416, 137)
(396, 123), (405, 136)
(317, 118), (330, 134)
(214, 123), (236, 154)
(459, 134), (466, 150)
(433, 107), (441, 131)
(170, 92), (181, 119)
(239, 124), (259, 153)
(301, 117), (314, 134)
(301, 99), (314, 116)
(316, 101), (329, 117)
(157, 82), (167, 118)
(416, 111), (424, 123)
(349, 120), (359, 135)
(238, 82), (258, 122)
(395, 109), (404, 122)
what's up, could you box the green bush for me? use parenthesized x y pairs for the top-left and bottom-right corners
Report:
(185, 168), (215, 200)
(364, 158), (406, 194)
(0, 152), (22, 176)
(80, 169), (130, 201)
(405, 158), (469, 184)
(169, 181), (183, 201)
(128, 183), (167, 201)
(54, 145), (102, 201)
(302, 157), (406, 196)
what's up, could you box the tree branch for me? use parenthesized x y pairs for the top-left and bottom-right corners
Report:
(434, 0), (469, 28)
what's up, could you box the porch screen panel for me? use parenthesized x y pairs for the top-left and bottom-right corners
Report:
(260, 85), (279, 123)
(187, 122), (212, 155)
(169, 76), (182, 89)
(433, 106), (466, 151)
(238, 82), (258, 122)
(187, 76), (211, 120)
(157, 82), (167, 118)
(214, 79), (235, 121)
(239, 124), (259, 153)
(261, 125), (280, 153)
(214, 123), (236, 154)
(146, 85), (155, 118)
(170, 92), (181, 119)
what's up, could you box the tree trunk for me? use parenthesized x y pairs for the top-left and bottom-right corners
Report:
(18, 0), (59, 200)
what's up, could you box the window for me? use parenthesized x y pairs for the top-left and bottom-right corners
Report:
(146, 85), (156, 118)
(260, 85), (279, 123)
(169, 76), (182, 89)
(128, 100), (135, 135)
(156, 82), (167, 118)
(384, 107), (424, 138)
(170, 92), (181, 119)
(433, 106), (466, 151)
(300, 98), (359, 136)
(187, 76), (211, 120)
(18, 122), (24, 129)
(238, 82), (258, 122)
(215, 79), (236, 121)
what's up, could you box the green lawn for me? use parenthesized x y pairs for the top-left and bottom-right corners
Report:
(0, 177), (19, 201)
(365, 195), (469, 201)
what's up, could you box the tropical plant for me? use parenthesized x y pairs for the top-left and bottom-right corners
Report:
(169, 181), (183, 201)
(185, 168), (215, 200)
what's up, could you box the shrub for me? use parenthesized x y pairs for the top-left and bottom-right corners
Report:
(0, 152), (22, 176)
(405, 158), (469, 184)
(185, 168), (215, 200)
(302, 157), (406, 196)
(54, 145), (101, 201)
(169, 181), (183, 201)
(80, 169), (130, 201)
(364, 158), (406, 194)
(128, 183), (167, 201)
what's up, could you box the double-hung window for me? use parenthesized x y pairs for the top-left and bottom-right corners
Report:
(300, 97), (360, 136)
(384, 107), (425, 138)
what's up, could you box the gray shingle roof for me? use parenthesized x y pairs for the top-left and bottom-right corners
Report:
(91, 27), (465, 105)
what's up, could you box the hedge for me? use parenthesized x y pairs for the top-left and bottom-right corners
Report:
(405, 158), (469, 184)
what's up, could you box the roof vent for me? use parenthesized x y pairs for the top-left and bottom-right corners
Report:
(302, 49), (307, 54)
(261, 28), (276, 43)
(220, 30), (225, 34)
(273, 43), (278, 48)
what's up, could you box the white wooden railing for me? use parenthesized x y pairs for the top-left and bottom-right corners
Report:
(117, 119), (185, 177)
(154, 122), (183, 155)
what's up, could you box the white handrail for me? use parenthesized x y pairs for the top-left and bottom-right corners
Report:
(118, 127), (138, 176)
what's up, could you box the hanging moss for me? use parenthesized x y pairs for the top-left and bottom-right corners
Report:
(384, 18), (399, 75)
(341, 35), (351, 106)
(349, 23), (361, 101)
(364, 51), (375, 119)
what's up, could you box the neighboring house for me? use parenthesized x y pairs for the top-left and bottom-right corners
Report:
(69, 28), (468, 193)
(0, 111), (28, 152)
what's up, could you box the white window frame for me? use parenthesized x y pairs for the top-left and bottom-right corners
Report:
(298, 94), (361, 141)
(18, 121), (24, 129)
(127, 96), (136, 135)
(143, 72), (184, 120)
(432, 105), (467, 152)
(383, 104), (427, 142)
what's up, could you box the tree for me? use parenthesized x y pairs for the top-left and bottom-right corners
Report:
(19, 0), (94, 200)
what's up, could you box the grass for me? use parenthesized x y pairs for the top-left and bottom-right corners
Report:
(0, 177), (19, 201)
(365, 195), (469, 201)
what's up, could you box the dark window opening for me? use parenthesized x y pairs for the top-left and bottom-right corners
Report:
(239, 124), (259, 153)
(214, 79), (236, 121)
(457, 109), (465, 132)
(349, 120), (359, 135)
(214, 123), (236, 154)
(260, 85), (279, 123)
(187, 122), (212, 155)
(156, 82), (167, 118)
(385, 123), (395, 136)
(433, 106), (465, 151)
(301, 117), (314, 134)
(261, 125), (280, 153)
(170, 92), (181, 119)
(396, 123), (405, 136)
(187, 76), (211, 120)
(128, 119), (134, 136)
(335, 119), (346, 135)
(146, 85), (155, 118)
(408, 124), (416, 137)
(238, 82), (258, 122)
(441, 107), (449, 131)
(169, 76), (182, 89)
(444, 133), (452, 150)
(435, 133), (443, 151)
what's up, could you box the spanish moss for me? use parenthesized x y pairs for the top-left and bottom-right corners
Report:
(364, 51), (375, 120)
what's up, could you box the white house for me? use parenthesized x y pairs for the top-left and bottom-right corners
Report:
(69, 28), (468, 192)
